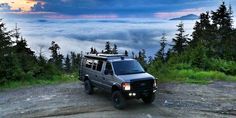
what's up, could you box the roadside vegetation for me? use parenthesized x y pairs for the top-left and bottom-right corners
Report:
(0, 73), (79, 90)
(0, 19), (81, 90)
(1, 2), (236, 89)
(148, 2), (236, 84)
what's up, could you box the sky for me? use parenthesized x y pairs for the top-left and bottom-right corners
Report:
(0, 0), (235, 57)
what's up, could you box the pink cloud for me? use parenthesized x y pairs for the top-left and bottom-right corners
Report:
(45, 14), (77, 19)
(154, 8), (204, 19)
(79, 14), (118, 19)
(44, 14), (119, 19)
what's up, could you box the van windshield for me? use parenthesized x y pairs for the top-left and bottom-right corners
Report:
(112, 60), (145, 75)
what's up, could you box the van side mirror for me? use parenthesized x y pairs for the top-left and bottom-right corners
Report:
(144, 68), (147, 72)
(104, 69), (109, 75)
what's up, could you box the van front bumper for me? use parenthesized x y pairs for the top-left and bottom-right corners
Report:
(122, 87), (157, 99)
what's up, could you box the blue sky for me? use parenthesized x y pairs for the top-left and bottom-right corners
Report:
(0, 0), (235, 57)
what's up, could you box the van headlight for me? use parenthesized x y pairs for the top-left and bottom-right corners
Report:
(153, 78), (158, 87)
(122, 82), (131, 91)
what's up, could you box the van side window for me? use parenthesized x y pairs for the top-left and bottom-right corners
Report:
(85, 59), (93, 68)
(105, 62), (113, 74)
(97, 60), (103, 71)
(93, 60), (98, 70)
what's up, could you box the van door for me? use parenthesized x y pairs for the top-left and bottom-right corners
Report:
(102, 62), (114, 91)
(91, 60), (104, 88)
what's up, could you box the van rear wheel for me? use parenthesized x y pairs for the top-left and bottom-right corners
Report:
(84, 80), (93, 94)
(112, 91), (126, 109)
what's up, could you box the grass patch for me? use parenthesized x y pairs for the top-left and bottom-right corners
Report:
(154, 69), (236, 84)
(0, 73), (79, 90)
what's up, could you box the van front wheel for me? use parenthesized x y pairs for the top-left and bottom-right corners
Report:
(84, 80), (93, 94)
(112, 91), (126, 109)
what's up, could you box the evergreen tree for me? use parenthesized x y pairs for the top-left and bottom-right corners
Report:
(132, 52), (135, 59)
(14, 37), (37, 72)
(0, 19), (12, 56)
(104, 41), (112, 54)
(172, 22), (189, 54)
(112, 44), (118, 54)
(155, 33), (167, 63)
(75, 53), (81, 70)
(65, 54), (71, 72)
(70, 51), (81, 72)
(211, 2), (233, 31)
(165, 49), (171, 62)
(49, 41), (63, 70)
(136, 49), (147, 69)
(124, 50), (128, 56)
(90, 47), (97, 54)
(90, 47), (94, 54)
(0, 19), (15, 83)
(191, 12), (212, 47)
(211, 2), (234, 59)
(148, 56), (153, 63)
(71, 52), (77, 71)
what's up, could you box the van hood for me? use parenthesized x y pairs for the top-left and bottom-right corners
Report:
(117, 73), (154, 82)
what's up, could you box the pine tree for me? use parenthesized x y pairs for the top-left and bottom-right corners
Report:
(104, 41), (112, 54)
(155, 33), (167, 63)
(0, 19), (15, 83)
(124, 50), (128, 56)
(49, 41), (63, 70)
(211, 2), (233, 31)
(112, 44), (118, 54)
(0, 19), (12, 56)
(90, 47), (94, 54)
(172, 22), (189, 54)
(70, 52), (77, 71)
(15, 37), (35, 56)
(90, 47), (97, 54)
(75, 53), (81, 70)
(65, 54), (71, 72)
(191, 12), (212, 47)
(211, 2), (234, 59)
(14, 37), (37, 72)
(132, 52), (135, 59)
(137, 49), (147, 68)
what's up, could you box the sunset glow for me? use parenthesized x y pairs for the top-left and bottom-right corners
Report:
(0, 0), (41, 12)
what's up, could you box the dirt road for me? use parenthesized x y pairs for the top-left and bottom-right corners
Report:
(0, 81), (235, 118)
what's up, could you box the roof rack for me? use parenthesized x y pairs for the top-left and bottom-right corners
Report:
(84, 54), (128, 60)
(98, 54), (126, 57)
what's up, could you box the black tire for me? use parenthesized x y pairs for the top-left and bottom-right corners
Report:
(84, 80), (93, 94)
(112, 91), (126, 109)
(142, 93), (155, 104)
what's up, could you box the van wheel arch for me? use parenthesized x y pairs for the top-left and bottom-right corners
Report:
(84, 75), (89, 81)
(112, 84), (121, 93)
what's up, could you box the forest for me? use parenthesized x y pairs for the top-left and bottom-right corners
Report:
(0, 2), (236, 89)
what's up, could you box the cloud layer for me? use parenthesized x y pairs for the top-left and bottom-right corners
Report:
(3, 17), (196, 57)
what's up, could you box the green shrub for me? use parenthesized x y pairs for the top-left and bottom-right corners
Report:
(207, 58), (236, 75)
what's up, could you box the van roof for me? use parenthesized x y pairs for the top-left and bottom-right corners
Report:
(84, 54), (132, 61)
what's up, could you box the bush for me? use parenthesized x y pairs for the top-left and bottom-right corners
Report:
(207, 58), (236, 75)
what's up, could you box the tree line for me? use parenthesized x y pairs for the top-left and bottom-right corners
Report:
(1, 2), (235, 84)
(0, 21), (81, 84)
(151, 2), (236, 75)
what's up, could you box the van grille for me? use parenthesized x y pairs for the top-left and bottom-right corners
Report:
(130, 79), (153, 91)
